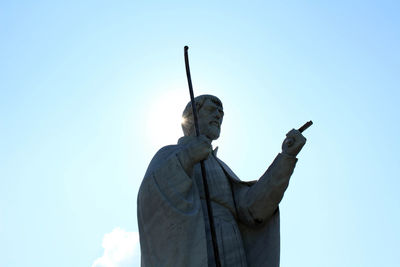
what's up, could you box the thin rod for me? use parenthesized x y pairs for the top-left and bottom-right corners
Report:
(298, 120), (313, 133)
(184, 46), (222, 267)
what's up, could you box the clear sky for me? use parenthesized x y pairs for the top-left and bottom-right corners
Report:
(1, 1), (399, 267)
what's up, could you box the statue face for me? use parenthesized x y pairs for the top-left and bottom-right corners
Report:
(197, 99), (224, 141)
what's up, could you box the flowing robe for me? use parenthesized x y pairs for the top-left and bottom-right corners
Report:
(138, 138), (297, 267)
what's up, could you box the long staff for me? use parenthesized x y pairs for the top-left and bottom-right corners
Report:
(184, 46), (222, 267)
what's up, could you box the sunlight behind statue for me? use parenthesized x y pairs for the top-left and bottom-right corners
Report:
(137, 95), (307, 267)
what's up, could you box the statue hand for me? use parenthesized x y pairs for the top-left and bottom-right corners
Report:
(281, 129), (307, 157)
(177, 135), (212, 175)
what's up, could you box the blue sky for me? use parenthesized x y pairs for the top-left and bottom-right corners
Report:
(1, 1), (399, 266)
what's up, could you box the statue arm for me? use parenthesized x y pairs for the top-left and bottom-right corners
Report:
(236, 153), (297, 226)
(142, 146), (199, 214)
(138, 146), (207, 267)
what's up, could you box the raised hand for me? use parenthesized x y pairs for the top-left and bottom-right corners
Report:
(282, 129), (307, 157)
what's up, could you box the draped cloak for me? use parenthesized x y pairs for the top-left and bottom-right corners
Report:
(138, 139), (297, 267)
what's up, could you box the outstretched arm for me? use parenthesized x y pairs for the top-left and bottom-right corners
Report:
(236, 129), (306, 225)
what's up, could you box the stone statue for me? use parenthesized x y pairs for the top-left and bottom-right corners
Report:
(137, 94), (307, 267)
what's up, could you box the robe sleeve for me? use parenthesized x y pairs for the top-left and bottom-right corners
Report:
(235, 153), (297, 226)
(143, 148), (198, 213)
(138, 146), (207, 266)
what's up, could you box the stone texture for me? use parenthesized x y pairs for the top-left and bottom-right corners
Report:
(137, 95), (306, 267)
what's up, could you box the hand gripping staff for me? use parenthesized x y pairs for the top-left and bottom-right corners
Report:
(184, 46), (222, 267)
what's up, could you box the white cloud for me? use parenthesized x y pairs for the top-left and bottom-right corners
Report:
(93, 227), (140, 267)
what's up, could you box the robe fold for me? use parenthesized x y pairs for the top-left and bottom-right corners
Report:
(138, 140), (297, 267)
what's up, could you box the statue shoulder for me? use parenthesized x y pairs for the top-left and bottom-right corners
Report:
(215, 156), (257, 186)
(144, 144), (182, 178)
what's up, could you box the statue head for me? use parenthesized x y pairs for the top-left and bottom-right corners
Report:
(181, 94), (224, 141)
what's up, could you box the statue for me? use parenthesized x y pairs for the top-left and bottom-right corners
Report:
(137, 94), (307, 267)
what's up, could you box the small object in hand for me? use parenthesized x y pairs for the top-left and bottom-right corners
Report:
(298, 120), (313, 133)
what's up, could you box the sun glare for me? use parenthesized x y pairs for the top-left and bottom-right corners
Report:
(146, 89), (188, 149)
